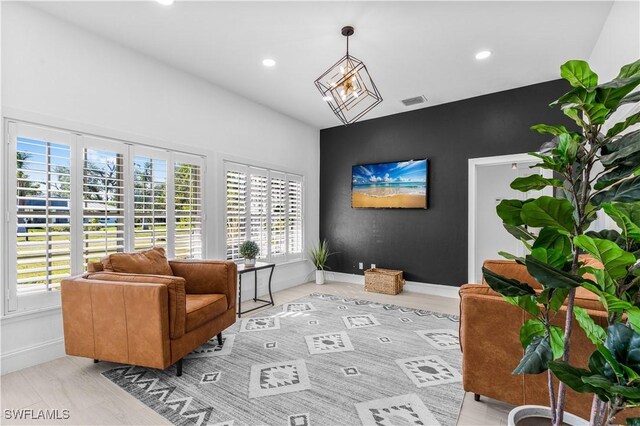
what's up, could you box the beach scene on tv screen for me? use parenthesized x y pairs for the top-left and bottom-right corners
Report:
(352, 159), (427, 209)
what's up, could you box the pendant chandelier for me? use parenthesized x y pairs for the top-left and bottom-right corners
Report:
(314, 26), (382, 126)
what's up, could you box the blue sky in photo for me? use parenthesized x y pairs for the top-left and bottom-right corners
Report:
(352, 159), (427, 185)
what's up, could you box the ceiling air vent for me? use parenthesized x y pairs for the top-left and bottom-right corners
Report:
(401, 95), (427, 107)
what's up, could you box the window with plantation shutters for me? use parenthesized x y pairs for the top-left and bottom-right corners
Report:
(14, 131), (72, 293)
(270, 173), (287, 257)
(224, 161), (304, 263)
(6, 120), (207, 313)
(133, 153), (168, 251)
(225, 166), (247, 260)
(174, 159), (203, 259)
(288, 176), (303, 256)
(249, 169), (269, 258)
(82, 144), (126, 267)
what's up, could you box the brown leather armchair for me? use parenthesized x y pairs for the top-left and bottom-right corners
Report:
(61, 253), (237, 376)
(459, 259), (640, 420)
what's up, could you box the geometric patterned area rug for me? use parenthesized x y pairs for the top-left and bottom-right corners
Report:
(102, 293), (463, 426)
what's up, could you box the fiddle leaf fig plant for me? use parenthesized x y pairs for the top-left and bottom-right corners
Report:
(483, 58), (640, 426)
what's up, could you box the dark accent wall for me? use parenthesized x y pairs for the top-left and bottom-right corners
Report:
(319, 79), (573, 287)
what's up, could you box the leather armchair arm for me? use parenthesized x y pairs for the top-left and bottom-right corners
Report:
(169, 260), (237, 310)
(61, 277), (172, 369)
(83, 271), (186, 339)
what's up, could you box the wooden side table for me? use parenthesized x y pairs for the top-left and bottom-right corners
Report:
(237, 262), (275, 317)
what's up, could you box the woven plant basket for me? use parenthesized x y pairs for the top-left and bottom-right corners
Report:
(364, 268), (405, 295)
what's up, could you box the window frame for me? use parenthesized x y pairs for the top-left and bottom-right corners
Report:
(3, 120), (206, 315)
(223, 160), (305, 265)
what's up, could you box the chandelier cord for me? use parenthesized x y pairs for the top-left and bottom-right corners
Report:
(346, 35), (349, 57)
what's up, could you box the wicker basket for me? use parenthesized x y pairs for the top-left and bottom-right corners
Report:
(364, 268), (405, 295)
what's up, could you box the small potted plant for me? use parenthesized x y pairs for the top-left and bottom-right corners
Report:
(239, 240), (259, 267)
(309, 239), (332, 284)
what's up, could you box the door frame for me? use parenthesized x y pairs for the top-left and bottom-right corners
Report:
(468, 153), (553, 283)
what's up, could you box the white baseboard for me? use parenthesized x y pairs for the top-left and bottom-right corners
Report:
(324, 271), (460, 300)
(1, 337), (65, 375)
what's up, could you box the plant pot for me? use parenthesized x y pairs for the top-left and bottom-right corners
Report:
(508, 406), (588, 426)
(315, 270), (325, 285)
(244, 258), (256, 267)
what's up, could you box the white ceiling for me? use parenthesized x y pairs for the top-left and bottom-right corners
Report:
(31, 1), (614, 129)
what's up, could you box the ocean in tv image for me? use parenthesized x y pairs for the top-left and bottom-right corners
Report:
(352, 159), (428, 208)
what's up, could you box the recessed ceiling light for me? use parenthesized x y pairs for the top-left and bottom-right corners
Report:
(475, 50), (492, 60)
(156, 0), (174, 5)
(262, 59), (276, 67)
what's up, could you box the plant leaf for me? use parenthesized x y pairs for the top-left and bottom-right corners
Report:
(548, 361), (599, 394)
(513, 335), (553, 375)
(530, 124), (571, 136)
(496, 199), (526, 226)
(510, 175), (562, 192)
(602, 202), (640, 242)
(503, 224), (535, 241)
(561, 60), (598, 88)
(606, 112), (640, 138)
(621, 91), (640, 106)
(525, 255), (583, 289)
(532, 228), (572, 257)
(619, 60), (640, 79)
(592, 175), (640, 206)
(574, 235), (635, 280)
(520, 319), (546, 349)
(549, 326), (565, 360)
(504, 295), (540, 317)
(601, 129), (640, 166)
(482, 267), (536, 297)
(520, 196), (576, 234)
(552, 133), (579, 165)
(573, 306), (606, 345)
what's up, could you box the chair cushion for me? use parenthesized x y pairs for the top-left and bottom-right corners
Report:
(185, 294), (228, 332)
(108, 247), (173, 276)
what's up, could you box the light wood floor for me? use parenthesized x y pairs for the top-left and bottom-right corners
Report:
(1, 281), (514, 425)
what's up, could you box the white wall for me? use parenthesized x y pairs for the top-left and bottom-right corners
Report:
(0, 3), (319, 374)
(589, 0), (639, 82)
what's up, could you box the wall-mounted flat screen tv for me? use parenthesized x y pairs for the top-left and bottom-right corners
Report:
(352, 159), (428, 209)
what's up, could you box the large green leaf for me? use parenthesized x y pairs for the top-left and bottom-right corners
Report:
(594, 160), (640, 190)
(504, 295), (540, 317)
(533, 228), (572, 257)
(573, 306), (606, 345)
(585, 102), (610, 125)
(628, 307), (640, 335)
(503, 224), (535, 241)
(549, 326), (565, 360)
(592, 175), (640, 206)
(530, 247), (567, 269)
(561, 60), (598, 88)
(552, 133), (579, 165)
(520, 196), (576, 234)
(525, 255), (583, 289)
(596, 77), (640, 111)
(548, 361), (598, 394)
(606, 112), (640, 138)
(627, 418), (640, 426)
(621, 91), (640, 106)
(619, 60), (640, 79)
(482, 267), (536, 297)
(496, 199), (526, 226)
(604, 323), (640, 381)
(581, 375), (640, 399)
(513, 335), (553, 374)
(535, 288), (569, 312)
(520, 319), (546, 349)
(601, 130), (640, 166)
(510, 175), (562, 192)
(530, 124), (572, 136)
(574, 235), (634, 280)
(602, 202), (640, 242)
